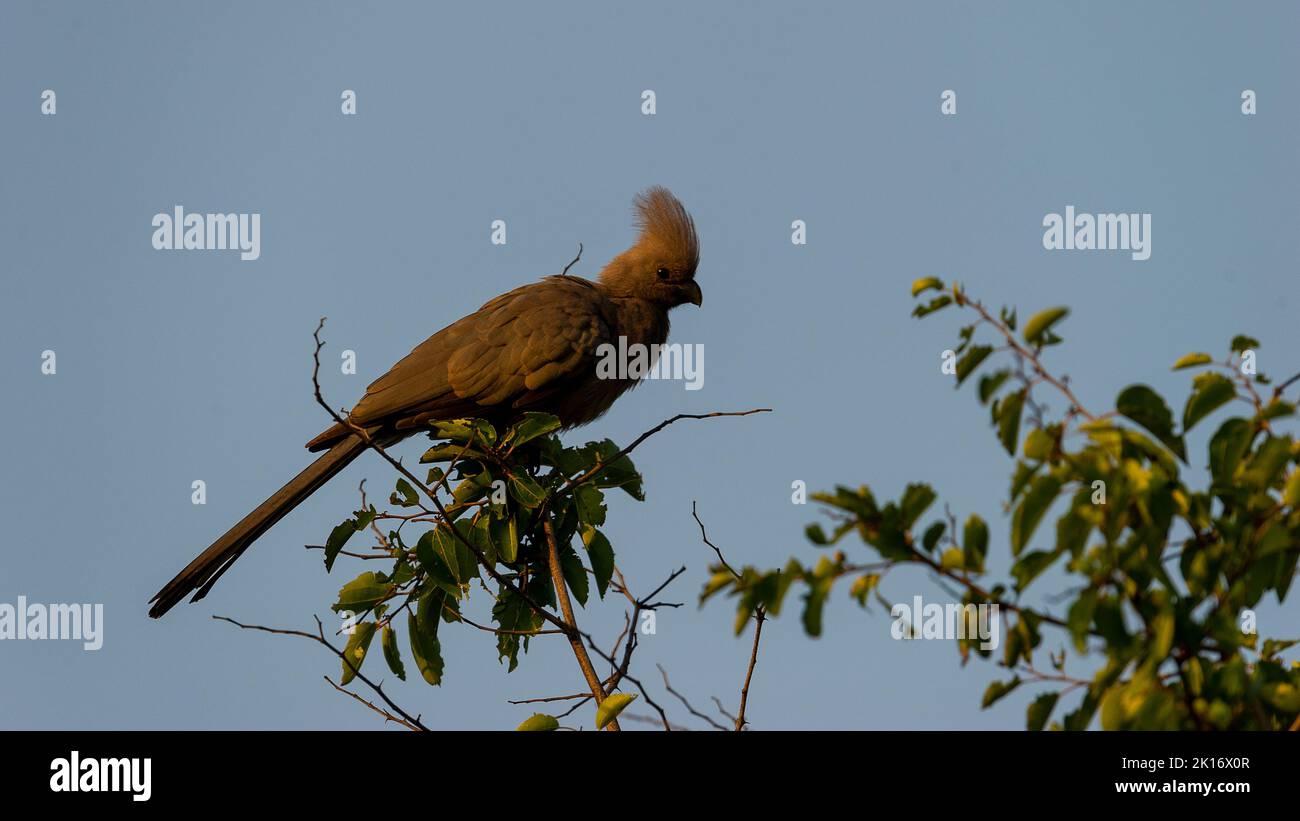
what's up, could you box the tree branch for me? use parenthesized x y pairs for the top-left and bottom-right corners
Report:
(215, 615), (428, 731)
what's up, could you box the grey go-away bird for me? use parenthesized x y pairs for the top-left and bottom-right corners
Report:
(149, 187), (702, 618)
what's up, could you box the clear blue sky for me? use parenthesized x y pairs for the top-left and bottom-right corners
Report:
(1, 1), (1296, 729)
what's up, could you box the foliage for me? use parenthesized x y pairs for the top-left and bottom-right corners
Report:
(705, 279), (1300, 730)
(321, 411), (643, 714)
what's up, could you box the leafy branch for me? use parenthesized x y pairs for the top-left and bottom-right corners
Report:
(706, 278), (1300, 730)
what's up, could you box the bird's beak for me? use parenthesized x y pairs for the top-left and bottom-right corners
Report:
(683, 281), (703, 307)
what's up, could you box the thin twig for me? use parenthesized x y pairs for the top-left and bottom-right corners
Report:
(693, 501), (739, 579)
(215, 615), (428, 731)
(692, 502), (766, 730)
(736, 607), (765, 731)
(560, 409), (772, 494)
(964, 298), (1096, 422)
(658, 664), (729, 731)
(323, 676), (421, 730)
(559, 243), (583, 277)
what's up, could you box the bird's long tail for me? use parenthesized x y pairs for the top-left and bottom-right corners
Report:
(148, 434), (369, 618)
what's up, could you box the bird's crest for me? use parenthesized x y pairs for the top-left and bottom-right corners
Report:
(633, 187), (699, 271)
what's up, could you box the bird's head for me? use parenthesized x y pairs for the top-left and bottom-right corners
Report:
(599, 187), (702, 309)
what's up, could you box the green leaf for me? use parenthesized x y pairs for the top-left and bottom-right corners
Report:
(1258, 399), (1296, 423)
(340, 621), (377, 686)
(1116, 384), (1186, 462)
(419, 442), (485, 463)
(1260, 682), (1300, 713)
(1172, 352), (1213, 370)
(911, 295), (952, 318)
(581, 440), (645, 501)
(981, 676), (1021, 709)
(962, 515), (989, 572)
(492, 584), (544, 671)
(1055, 508), (1091, 559)
(955, 345), (993, 387)
(1230, 335), (1259, 353)
(921, 521), (946, 552)
(416, 586), (455, 634)
(1000, 306), (1017, 331)
(391, 478), (418, 507)
(581, 526), (615, 599)
(516, 713), (560, 732)
(1026, 692), (1059, 731)
(381, 623), (405, 681)
(1283, 470), (1300, 508)
(978, 370), (1011, 404)
(415, 525), (479, 596)
(324, 508), (375, 572)
(573, 484), (607, 527)
(1242, 436), (1293, 488)
(1067, 588), (1097, 653)
(490, 508), (520, 564)
(911, 276), (944, 297)
(802, 566), (834, 637)
(595, 693), (637, 728)
(1010, 549), (1059, 592)
(899, 483), (937, 529)
(332, 572), (389, 614)
(1261, 638), (1300, 660)
(451, 470), (493, 506)
(1183, 372), (1236, 432)
(1023, 427), (1055, 461)
(849, 573), (881, 608)
(1011, 475), (1062, 556)
(324, 521), (357, 573)
(560, 546), (589, 607)
(1023, 307), (1069, 346)
(429, 418), (497, 446)
(507, 472), (548, 509)
(407, 611), (444, 686)
(940, 547), (964, 570)
(1208, 417), (1252, 485)
(996, 390), (1026, 456)
(503, 412), (561, 450)
(1010, 459), (1041, 502)
(1148, 608), (1175, 665)
(468, 513), (497, 566)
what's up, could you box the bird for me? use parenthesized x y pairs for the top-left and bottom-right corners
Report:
(148, 187), (702, 618)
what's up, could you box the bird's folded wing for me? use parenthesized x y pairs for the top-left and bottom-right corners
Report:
(344, 276), (614, 432)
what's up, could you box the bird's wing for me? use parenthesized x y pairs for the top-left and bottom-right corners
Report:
(308, 276), (613, 448)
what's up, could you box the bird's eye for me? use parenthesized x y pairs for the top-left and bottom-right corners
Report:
(656, 267), (671, 280)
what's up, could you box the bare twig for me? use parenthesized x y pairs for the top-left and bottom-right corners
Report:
(1273, 370), (1300, 401)
(711, 696), (738, 723)
(215, 615), (428, 731)
(658, 665), (729, 731)
(692, 502), (765, 730)
(736, 608), (765, 731)
(559, 243), (583, 277)
(560, 409), (772, 494)
(693, 501), (739, 579)
(323, 676), (421, 730)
